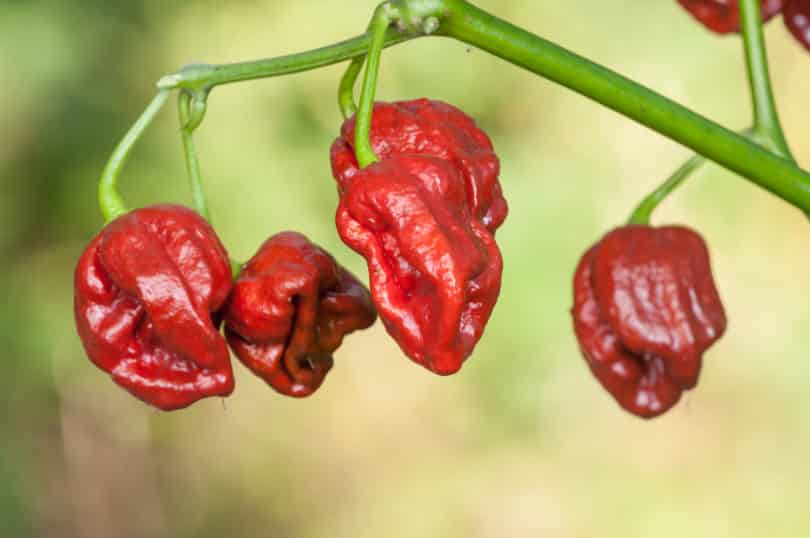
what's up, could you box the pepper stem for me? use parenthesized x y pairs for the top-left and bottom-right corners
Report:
(139, 0), (810, 216)
(627, 128), (757, 225)
(178, 90), (212, 222)
(338, 56), (365, 119)
(98, 90), (170, 223)
(338, 20), (375, 120)
(627, 0), (793, 226)
(627, 154), (706, 226)
(354, 7), (392, 168)
(739, 0), (794, 161)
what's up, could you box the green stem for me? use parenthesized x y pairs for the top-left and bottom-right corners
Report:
(231, 259), (243, 280)
(739, 0), (793, 160)
(98, 90), (170, 222)
(338, 20), (379, 120)
(339, 55), (365, 119)
(339, 0), (434, 120)
(355, 8), (391, 168)
(437, 0), (810, 214)
(178, 91), (211, 221)
(629, 0), (794, 226)
(158, 31), (412, 93)
(153, 0), (810, 214)
(628, 154), (706, 226)
(628, 128), (758, 225)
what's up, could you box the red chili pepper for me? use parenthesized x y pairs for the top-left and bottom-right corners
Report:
(784, 0), (810, 51)
(571, 225), (726, 418)
(223, 232), (376, 397)
(331, 98), (508, 233)
(677, 0), (784, 33)
(336, 154), (502, 375)
(74, 204), (234, 411)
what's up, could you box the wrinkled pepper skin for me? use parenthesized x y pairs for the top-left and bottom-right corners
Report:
(336, 154), (502, 375)
(331, 98), (508, 233)
(784, 0), (810, 51)
(223, 232), (376, 397)
(74, 204), (234, 411)
(677, 0), (783, 33)
(571, 226), (726, 418)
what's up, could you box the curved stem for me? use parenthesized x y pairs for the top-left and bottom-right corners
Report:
(339, 56), (365, 119)
(338, 20), (378, 120)
(739, 0), (794, 161)
(628, 128), (758, 225)
(178, 91), (211, 221)
(152, 0), (810, 214)
(438, 0), (810, 215)
(98, 90), (170, 222)
(355, 8), (391, 168)
(628, 154), (706, 226)
(159, 30), (412, 92)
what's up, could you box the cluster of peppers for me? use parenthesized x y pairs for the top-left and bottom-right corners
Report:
(73, 97), (728, 419)
(72, 0), (806, 418)
(74, 206), (378, 409)
(74, 99), (510, 410)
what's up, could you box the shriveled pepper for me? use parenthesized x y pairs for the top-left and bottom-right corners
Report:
(336, 154), (503, 375)
(331, 98), (508, 233)
(677, 0), (784, 33)
(74, 204), (234, 411)
(223, 232), (376, 397)
(571, 225), (727, 418)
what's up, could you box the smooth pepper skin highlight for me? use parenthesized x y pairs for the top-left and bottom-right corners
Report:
(572, 225), (727, 418)
(224, 231), (376, 397)
(74, 204), (234, 411)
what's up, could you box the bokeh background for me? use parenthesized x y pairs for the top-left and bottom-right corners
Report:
(3, 1), (810, 536)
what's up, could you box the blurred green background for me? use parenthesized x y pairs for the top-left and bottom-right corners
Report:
(3, 1), (810, 536)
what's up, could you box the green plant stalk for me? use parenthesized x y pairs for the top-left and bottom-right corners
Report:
(339, 55), (366, 119)
(158, 30), (412, 93)
(338, 1), (445, 119)
(178, 91), (211, 221)
(355, 8), (391, 168)
(739, 0), (794, 160)
(98, 89), (170, 222)
(435, 0), (810, 214)
(628, 0), (793, 226)
(627, 127), (761, 225)
(338, 19), (379, 120)
(179, 90), (244, 272)
(152, 0), (810, 214)
(628, 154), (707, 226)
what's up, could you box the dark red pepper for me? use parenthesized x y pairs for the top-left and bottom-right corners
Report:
(223, 232), (376, 397)
(677, 0), (784, 33)
(331, 98), (508, 233)
(74, 204), (234, 411)
(784, 0), (810, 51)
(336, 154), (502, 375)
(571, 225), (727, 418)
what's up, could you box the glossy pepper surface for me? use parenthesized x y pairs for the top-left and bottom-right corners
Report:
(331, 98), (508, 233)
(784, 0), (810, 51)
(677, 0), (784, 33)
(223, 232), (376, 397)
(74, 204), (234, 411)
(335, 154), (503, 375)
(571, 225), (727, 418)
